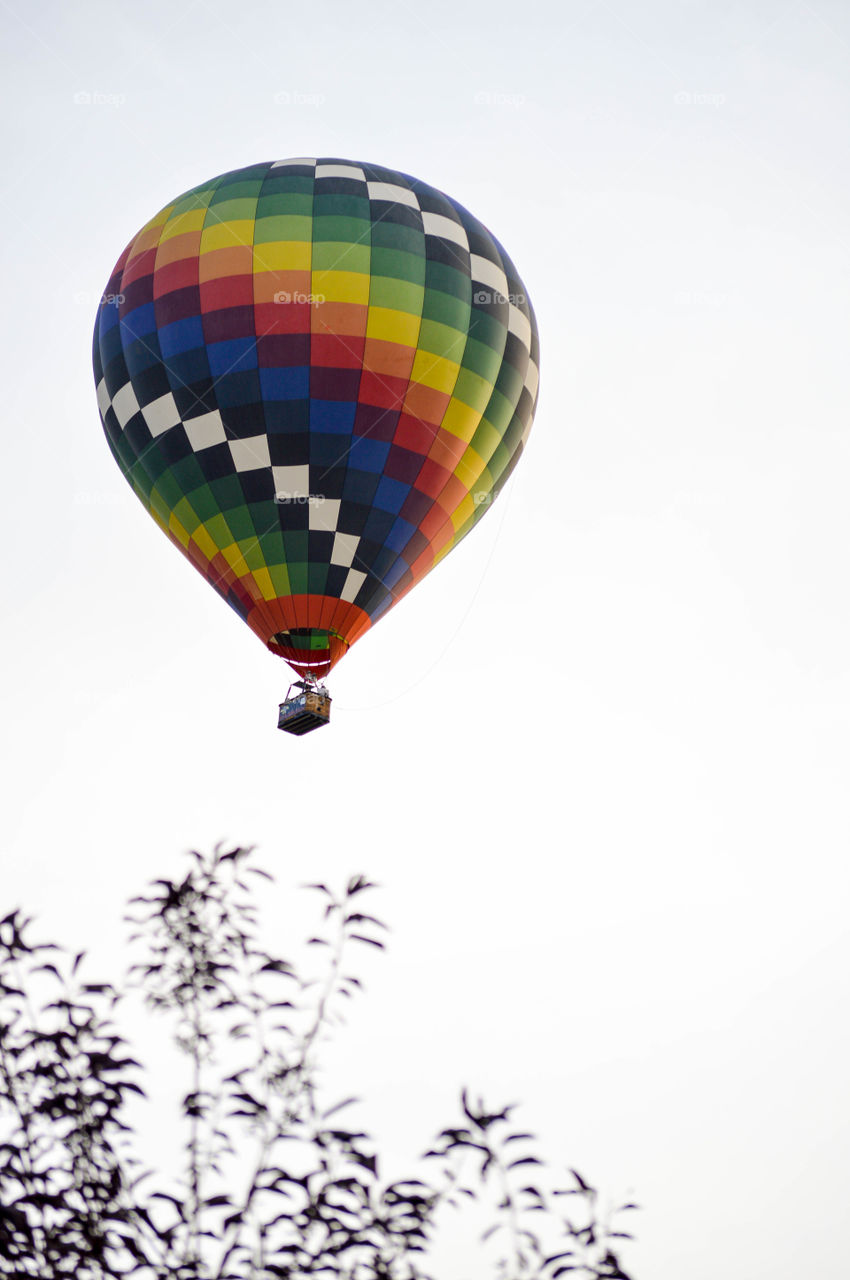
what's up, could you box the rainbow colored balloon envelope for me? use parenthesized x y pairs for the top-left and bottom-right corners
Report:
(93, 159), (540, 678)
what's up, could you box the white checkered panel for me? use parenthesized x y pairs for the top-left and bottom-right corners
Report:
(184, 410), (227, 452)
(508, 304), (532, 348)
(471, 254), (509, 300)
(421, 211), (469, 250)
(330, 532), (359, 568)
(229, 436), (271, 472)
(112, 382), (140, 428)
(524, 358), (540, 406)
(141, 391), (181, 437)
(309, 497), (341, 533)
(367, 181), (419, 208)
(96, 377), (111, 420)
(317, 163), (365, 180)
(272, 464), (310, 498)
(340, 568), (366, 603)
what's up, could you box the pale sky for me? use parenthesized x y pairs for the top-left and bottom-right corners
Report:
(2, 1), (849, 1277)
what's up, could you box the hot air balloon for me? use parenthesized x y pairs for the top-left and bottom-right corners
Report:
(93, 158), (539, 733)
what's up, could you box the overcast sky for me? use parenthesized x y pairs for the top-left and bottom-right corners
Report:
(2, 1), (849, 1276)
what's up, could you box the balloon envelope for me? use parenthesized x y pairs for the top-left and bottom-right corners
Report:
(93, 158), (539, 677)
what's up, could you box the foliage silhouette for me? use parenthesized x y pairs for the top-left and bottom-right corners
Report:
(0, 846), (637, 1279)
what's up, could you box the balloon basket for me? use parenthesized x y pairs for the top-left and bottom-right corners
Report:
(277, 680), (332, 737)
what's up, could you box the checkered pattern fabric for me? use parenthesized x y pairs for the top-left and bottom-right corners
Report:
(93, 158), (540, 677)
